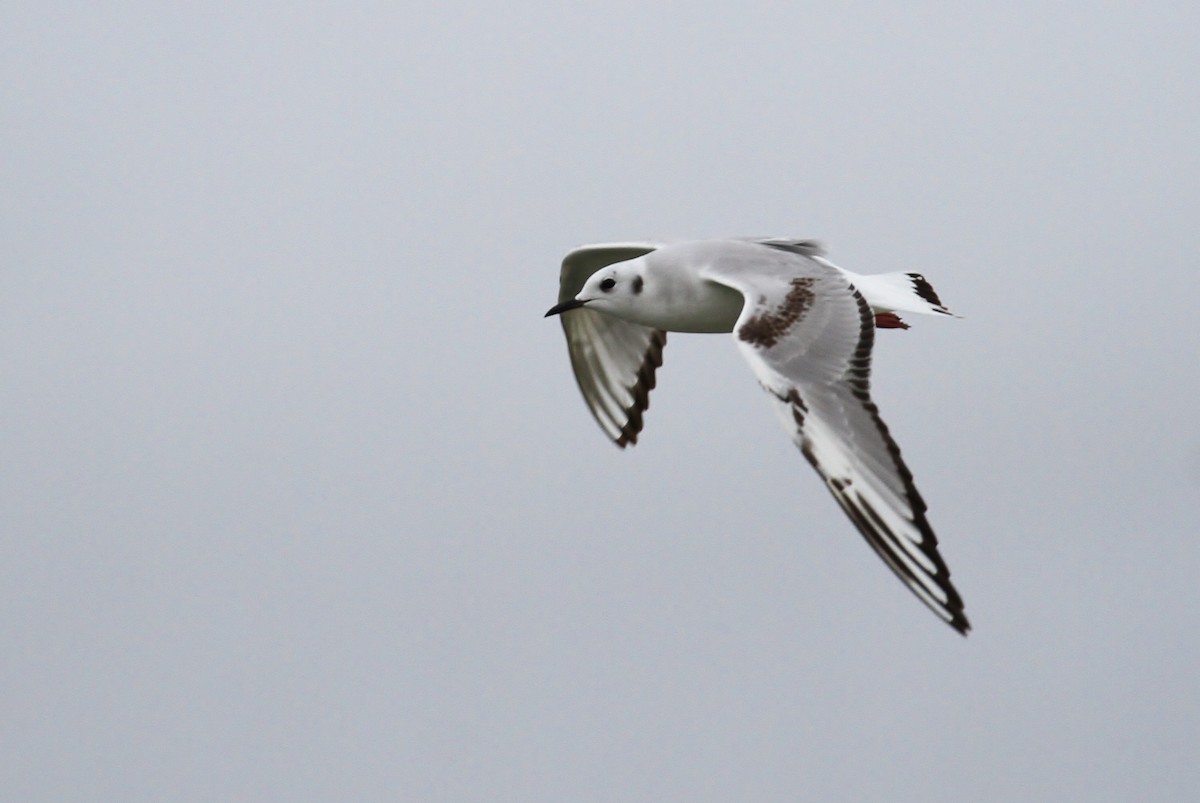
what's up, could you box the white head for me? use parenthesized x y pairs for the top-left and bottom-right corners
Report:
(544, 256), (654, 323)
(545, 246), (743, 333)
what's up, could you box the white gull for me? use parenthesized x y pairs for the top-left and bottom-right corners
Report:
(545, 237), (969, 634)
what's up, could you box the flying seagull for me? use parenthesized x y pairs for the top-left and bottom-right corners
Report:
(545, 238), (969, 634)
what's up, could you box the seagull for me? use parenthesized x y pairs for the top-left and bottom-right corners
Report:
(545, 238), (970, 634)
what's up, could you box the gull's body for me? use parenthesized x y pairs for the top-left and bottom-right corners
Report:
(545, 237), (969, 634)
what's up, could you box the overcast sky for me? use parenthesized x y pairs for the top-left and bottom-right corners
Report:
(4, 2), (1198, 801)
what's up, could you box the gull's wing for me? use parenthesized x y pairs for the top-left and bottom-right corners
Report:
(556, 243), (666, 447)
(702, 246), (970, 633)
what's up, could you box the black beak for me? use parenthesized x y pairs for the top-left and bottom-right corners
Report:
(544, 298), (587, 317)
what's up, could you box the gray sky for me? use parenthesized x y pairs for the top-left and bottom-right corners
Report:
(4, 2), (1198, 800)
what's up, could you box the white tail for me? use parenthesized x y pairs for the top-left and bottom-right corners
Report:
(836, 269), (955, 319)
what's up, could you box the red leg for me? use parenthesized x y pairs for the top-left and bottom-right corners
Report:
(875, 312), (910, 330)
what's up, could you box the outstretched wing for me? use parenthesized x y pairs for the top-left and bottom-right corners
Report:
(703, 247), (969, 633)
(556, 243), (667, 447)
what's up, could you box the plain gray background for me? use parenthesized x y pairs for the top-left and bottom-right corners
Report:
(4, 2), (1198, 801)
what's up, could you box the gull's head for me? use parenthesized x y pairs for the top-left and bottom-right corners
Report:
(544, 259), (649, 319)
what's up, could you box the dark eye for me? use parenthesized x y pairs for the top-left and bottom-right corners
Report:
(632, 276), (644, 294)
(599, 277), (616, 292)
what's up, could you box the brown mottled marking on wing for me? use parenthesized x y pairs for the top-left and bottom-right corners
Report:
(738, 277), (816, 349)
(614, 330), (667, 448)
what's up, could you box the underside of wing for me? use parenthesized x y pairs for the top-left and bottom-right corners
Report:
(703, 244), (969, 632)
(561, 310), (665, 446)
(557, 242), (666, 447)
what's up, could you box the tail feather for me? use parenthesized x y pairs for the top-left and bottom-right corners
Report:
(839, 269), (955, 318)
